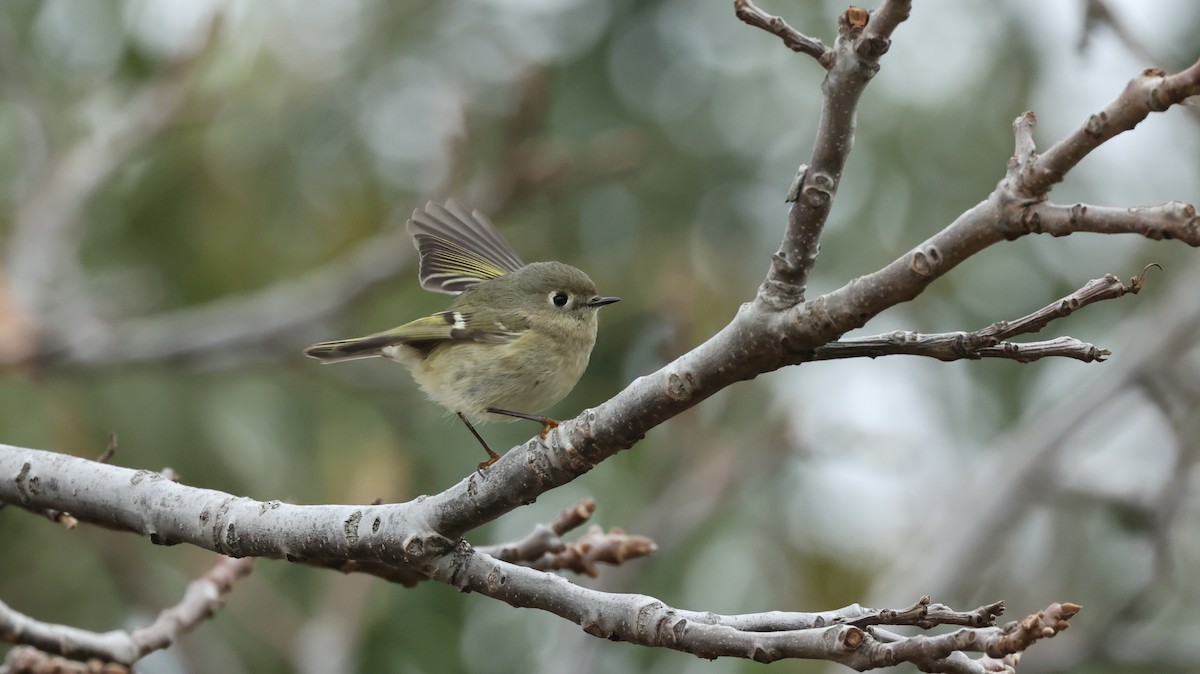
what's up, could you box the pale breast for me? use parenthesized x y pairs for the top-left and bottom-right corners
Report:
(393, 327), (597, 422)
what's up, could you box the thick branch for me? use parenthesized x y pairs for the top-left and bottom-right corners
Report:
(8, 13), (1193, 581)
(0, 446), (651, 586)
(0, 444), (1073, 668)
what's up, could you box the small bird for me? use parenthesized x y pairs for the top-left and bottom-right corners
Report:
(304, 201), (619, 470)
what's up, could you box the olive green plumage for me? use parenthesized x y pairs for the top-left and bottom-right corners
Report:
(304, 201), (619, 468)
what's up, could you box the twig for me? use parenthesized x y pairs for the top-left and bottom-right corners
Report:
(1080, 0), (1200, 129)
(1013, 57), (1200, 196)
(485, 525), (657, 578)
(96, 433), (117, 464)
(1024, 201), (1200, 244)
(814, 333), (1106, 363)
(808, 270), (1154, 363)
(476, 498), (596, 563)
(0, 556), (253, 665)
(734, 0), (831, 66)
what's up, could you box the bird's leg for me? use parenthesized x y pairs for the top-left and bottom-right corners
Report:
(458, 412), (501, 472)
(486, 407), (559, 438)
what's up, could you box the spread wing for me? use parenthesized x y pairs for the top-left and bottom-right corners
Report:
(303, 311), (528, 362)
(407, 201), (525, 295)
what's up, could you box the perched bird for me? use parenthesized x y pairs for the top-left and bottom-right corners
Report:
(305, 201), (619, 470)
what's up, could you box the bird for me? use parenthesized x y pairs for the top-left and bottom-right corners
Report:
(304, 201), (619, 471)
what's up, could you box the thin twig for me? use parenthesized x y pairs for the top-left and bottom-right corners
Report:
(734, 0), (831, 66)
(0, 556), (253, 665)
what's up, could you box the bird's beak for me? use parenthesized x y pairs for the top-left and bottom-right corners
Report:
(588, 296), (621, 307)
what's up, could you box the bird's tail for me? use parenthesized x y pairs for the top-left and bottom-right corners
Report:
(303, 336), (394, 363)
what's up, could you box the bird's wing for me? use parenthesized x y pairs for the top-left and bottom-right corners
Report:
(303, 311), (528, 362)
(374, 311), (527, 344)
(407, 201), (526, 295)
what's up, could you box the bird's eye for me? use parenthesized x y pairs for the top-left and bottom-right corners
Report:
(550, 291), (569, 307)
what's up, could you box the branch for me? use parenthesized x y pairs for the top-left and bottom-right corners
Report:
(734, 0), (831, 66)
(815, 335), (1107, 363)
(788, 67), (1200, 367)
(1012, 56), (1200, 196)
(424, 545), (1076, 668)
(1024, 201), (1200, 244)
(760, 0), (911, 307)
(5, 4), (1194, 668)
(0, 444), (1077, 668)
(809, 270), (1154, 363)
(0, 556), (253, 665)
(862, 257), (1200, 625)
(0, 447), (651, 588)
(476, 498), (657, 576)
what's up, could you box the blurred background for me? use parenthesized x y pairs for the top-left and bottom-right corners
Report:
(1, 0), (1199, 672)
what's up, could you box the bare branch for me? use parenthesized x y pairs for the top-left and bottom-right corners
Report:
(734, 0), (831, 66)
(757, 0), (912, 308)
(4, 3), (1191, 668)
(424, 546), (1075, 668)
(0, 556), (253, 665)
(875, 336), (1099, 363)
(810, 270), (1147, 362)
(476, 498), (599, 563)
(788, 60), (1200, 367)
(5, 444), (1067, 667)
(1016, 56), (1200, 196)
(1080, 0), (1200, 129)
(1024, 201), (1200, 244)
(486, 525), (657, 577)
(814, 334), (1106, 363)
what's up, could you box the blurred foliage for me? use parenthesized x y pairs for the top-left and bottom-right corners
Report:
(2, 1), (1200, 673)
